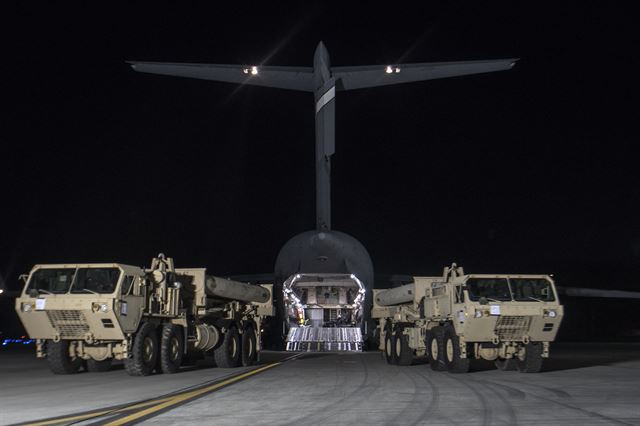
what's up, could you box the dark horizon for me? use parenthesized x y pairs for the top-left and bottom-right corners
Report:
(2, 3), (638, 297)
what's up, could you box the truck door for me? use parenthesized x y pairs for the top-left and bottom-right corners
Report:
(116, 275), (144, 333)
(453, 284), (466, 326)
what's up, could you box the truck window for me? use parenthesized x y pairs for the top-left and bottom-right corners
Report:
(466, 278), (511, 301)
(27, 269), (76, 294)
(70, 268), (120, 294)
(510, 278), (555, 302)
(121, 276), (134, 295)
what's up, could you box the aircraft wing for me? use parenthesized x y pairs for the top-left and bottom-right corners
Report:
(556, 287), (640, 299)
(332, 59), (518, 91)
(127, 62), (315, 92)
(384, 276), (640, 299)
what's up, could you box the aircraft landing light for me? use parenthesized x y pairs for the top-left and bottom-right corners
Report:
(243, 66), (259, 75)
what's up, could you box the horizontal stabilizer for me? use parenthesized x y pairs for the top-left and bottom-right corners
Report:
(128, 62), (314, 92)
(332, 59), (518, 91)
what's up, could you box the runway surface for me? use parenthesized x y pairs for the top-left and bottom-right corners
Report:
(2, 343), (640, 425)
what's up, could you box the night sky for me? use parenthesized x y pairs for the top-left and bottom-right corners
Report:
(2, 2), (638, 304)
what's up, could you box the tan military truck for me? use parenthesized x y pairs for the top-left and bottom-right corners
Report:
(372, 264), (563, 373)
(15, 254), (273, 375)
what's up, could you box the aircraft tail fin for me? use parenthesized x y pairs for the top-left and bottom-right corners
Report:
(332, 58), (518, 91)
(127, 62), (315, 92)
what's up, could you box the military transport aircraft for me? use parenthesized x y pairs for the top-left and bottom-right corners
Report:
(128, 42), (639, 350)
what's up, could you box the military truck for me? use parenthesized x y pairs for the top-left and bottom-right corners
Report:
(15, 254), (273, 376)
(372, 264), (563, 373)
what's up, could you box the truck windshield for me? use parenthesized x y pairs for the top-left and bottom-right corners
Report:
(27, 267), (121, 294)
(510, 278), (555, 301)
(465, 278), (512, 301)
(27, 269), (76, 294)
(70, 268), (120, 294)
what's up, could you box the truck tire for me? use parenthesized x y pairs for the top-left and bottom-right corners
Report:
(426, 327), (447, 371)
(393, 328), (413, 366)
(495, 358), (516, 371)
(86, 358), (112, 372)
(125, 322), (158, 376)
(160, 324), (184, 374)
(241, 327), (258, 366)
(516, 342), (544, 373)
(47, 340), (83, 374)
(214, 326), (241, 368)
(384, 332), (395, 364)
(443, 326), (470, 374)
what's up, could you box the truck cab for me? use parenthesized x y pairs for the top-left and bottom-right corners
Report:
(16, 263), (147, 368)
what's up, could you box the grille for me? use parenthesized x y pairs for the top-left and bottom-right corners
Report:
(495, 316), (531, 341)
(46, 310), (90, 338)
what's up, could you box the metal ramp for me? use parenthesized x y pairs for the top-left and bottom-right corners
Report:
(286, 327), (362, 352)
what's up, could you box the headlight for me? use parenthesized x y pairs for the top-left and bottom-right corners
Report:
(22, 303), (33, 312)
(474, 309), (483, 318)
(544, 309), (557, 318)
(92, 302), (109, 313)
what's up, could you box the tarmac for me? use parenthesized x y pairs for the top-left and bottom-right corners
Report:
(1, 343), (640, 425)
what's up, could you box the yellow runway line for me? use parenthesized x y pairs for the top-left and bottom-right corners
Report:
(23, 396), (174, 426)
(105, 362), (280, 426)
(23, 410), (114, 426)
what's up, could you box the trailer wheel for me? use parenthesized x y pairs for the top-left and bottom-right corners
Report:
(125, 322), (158, 376)
(241, 326), (258, 366)
(160, 324), (184, 374)
(426, 327), (446, 371)
(495, 358), (516, 371)
(214, 326), (241, 368)
(393, 328), (413, 366)
(46, 340), (83, 374)
(86, 358), (112, 372)
(516, 342), (543, 373)
(443, 326), (470, 373)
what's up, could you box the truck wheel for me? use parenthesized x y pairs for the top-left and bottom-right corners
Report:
(443, 327), (470, 374)
(214, 326), (241, 368)
(426, 327), (447, 371)
(47, 340), (83, 374)
(516, 342), (544, 373)
(86, 358), (112, 372)
(160, 324), (184, 374)
(393, 328), (413, 366)
(125, 322), (158, 376)
(495, 358), (516, 371)
(241, 327), (258, 366)
(384, 332), (395, 364)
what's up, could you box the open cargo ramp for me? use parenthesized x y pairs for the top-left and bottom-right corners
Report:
(286, 327), (362, 352)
